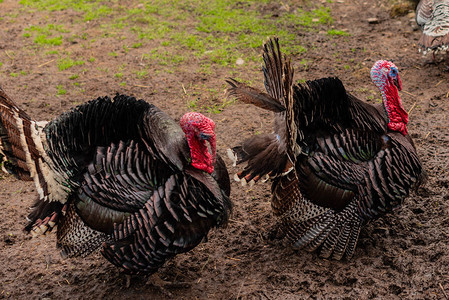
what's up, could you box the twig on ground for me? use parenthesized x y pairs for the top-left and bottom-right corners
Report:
(131, 84), (151, 88)
(4, 50), (13, 60)
(408, 101), (417, 115)
(236, 277), (246, 300)
(200, 255), (210, 272)
(402, 90), (416, 97)
(435, 80), (444, 87)
(439, 283), (448, 300)
(38, 59), (55, 68)
(226, 256), (241, 261)
(229, 219), (246, 225)
(182, 83), (187, 94)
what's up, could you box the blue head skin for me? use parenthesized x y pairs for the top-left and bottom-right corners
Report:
(370, 60), (408, 135)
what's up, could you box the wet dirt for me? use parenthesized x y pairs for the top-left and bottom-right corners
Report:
(0, 0), (448, 299)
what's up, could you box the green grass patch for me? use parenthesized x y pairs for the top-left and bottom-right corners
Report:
(23, 24), (69, 46)
(19, 0), (113, 21)
(104, 1), (337, 66)
(34, 34), (63, 45)
(293, 6), (333, 27)
(45, 50), (59, 55)
(57, 57), (85, 71)
(56, 84), (67, 95)
(69, 74), (79, 80)
(25, 24), (69, 34)
(187, 98), (198, 110)
(143, 49), (185, 66)
(16, 0), (345, 106)
(136, 70), (148, 79)
(327, 29), (350, 36)
(205, 98), (236, 114)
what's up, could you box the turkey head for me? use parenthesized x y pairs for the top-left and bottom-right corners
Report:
(180, 112), (216, 174)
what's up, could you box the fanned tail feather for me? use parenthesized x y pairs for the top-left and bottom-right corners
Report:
(226, 78), (285, 113)
(57, 203), (110, 258)
(226, 37), (299, 184)
(0, 86), (34, 180)
(0, 87), (68, 235)
(24, 199), (64, 235)
(261, 37), (300, 163)
(288, 201), (363, 260)
(277, 40), (300, 163)
(227, 133), (290, 184)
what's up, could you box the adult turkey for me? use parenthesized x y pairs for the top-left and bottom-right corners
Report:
(416, 0), (449, 55)
(226, 38), (424, 260)
(0, 87), (231, 274)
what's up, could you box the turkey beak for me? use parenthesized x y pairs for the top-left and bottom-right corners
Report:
(209, 135), (216, 165)
(201, 133), (216, 165)
(393, 76), (402, 91)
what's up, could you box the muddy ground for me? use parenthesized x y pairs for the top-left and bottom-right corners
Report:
(0, 0), (449, 299)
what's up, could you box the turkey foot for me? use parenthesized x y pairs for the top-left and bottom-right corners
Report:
(146, 274), (191, 298)
(262, 222), (286, 241)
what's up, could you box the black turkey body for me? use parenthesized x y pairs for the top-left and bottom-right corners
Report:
(0, 88), (231, 274)
(227, 38), (424, 260)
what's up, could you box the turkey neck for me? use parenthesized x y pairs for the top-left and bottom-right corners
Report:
(186, 134), (215, 174)
(380, 83), (409, 135)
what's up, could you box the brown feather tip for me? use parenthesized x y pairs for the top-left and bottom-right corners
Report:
(233, 171), (251, 187)
(27, 210), (60, 237)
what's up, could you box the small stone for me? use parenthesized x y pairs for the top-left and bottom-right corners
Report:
(236, 58), (244, 65)
(367, 18), (380, 24)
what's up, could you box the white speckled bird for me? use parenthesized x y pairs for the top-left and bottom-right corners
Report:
(416, 0), (449, 55)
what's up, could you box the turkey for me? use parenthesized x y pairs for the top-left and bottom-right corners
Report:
(416, 0), (449, 55)
(226, 38), (424, 260)
(0, 86), (231, 274)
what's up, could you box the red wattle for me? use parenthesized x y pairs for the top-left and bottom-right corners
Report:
(187, 136), (214, 174)
(384, 84), (408, 136)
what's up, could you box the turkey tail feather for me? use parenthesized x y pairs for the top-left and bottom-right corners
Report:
(226, 78), (285, 112)
(261, 37), (300, 161)
(286, 196), (363, 260)
(24, 198), (64, 235)
(0, 86), (34, 180)
(263, 37), (285, 103)
(0, 87), (69, 236)
(227, 134), (289, 183)
(419, 33), (449, 52)
(57, 203), (109, 258)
